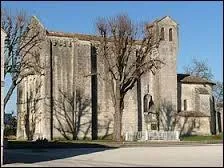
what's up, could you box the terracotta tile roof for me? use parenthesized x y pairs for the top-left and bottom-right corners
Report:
(176, 111), (210, 117)
(177, 74), (215, 85)
(177, 73), (190, 81)
(46, 30), (145, 45)
(46, 30), (101, 41)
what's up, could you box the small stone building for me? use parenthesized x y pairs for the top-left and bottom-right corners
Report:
(176, 74), (216, 135)
(16, 16), (218, 141)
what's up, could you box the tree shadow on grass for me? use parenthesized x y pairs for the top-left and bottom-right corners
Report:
(4, 141), (118, 164)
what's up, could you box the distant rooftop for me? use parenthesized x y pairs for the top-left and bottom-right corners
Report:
(46, 30), (101, 41)
(177, 74), (215, 85)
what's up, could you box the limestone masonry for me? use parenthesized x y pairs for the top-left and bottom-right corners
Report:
(16, 16), (221, 140)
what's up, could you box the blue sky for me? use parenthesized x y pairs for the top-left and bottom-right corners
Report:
(2, 1), (223, 114)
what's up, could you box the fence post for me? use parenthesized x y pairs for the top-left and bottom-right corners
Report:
(125, 132), (128, 141)
(145, 130), (148, 141)
(175, 131), (179, 140)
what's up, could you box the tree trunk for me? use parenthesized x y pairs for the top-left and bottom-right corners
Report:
(113, 81), (122, 142)
(4, 83), (16, 110)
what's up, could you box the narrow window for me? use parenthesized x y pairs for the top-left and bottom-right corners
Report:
(184, 99), (187, 111)
(143, 95), (148, 112)
(169, 28), (173, 41)
(192, 119), (196, 128)
(161, 27), (164, 40)
(91, 45), (98, 140)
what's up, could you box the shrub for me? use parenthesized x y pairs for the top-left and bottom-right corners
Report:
(35, 137), (49, 143)
(4, 125), (16, 137)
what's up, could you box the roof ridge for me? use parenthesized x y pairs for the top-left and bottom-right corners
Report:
(180, 75), (215, 85)
(186, 75), (211, 81)
(157, 16), (169, 22)
(156, 16), (178, 25)
(46, 30), (143, 44)
(31, 16), (45, 30)
(47, 30), (98, 37)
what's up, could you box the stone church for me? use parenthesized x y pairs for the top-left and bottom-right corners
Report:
(16, 16), (219, 141)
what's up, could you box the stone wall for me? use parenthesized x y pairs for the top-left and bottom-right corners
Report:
(156, 16), (178, 111)
(180, 83), (213, 114)
(16, 16), (48, 140)
(122, 85), (138, 134)
(217, 106), (223, 133)
(176, 82), (214, 135)
(42, 37), (93, 140)
(96, 44), (114, 138)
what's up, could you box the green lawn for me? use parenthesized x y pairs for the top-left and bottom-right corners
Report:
(6, 139), (121, 149)
(5, 133), (223, 149)
(180, 133), (223, 141)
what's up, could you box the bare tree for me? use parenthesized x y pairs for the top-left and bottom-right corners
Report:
(96, 14), (163, 141)
(213, 81), (223, 115)
(184, 58), (213, 80)
(1, 8), (44, 110)
(184, 58), (222, 107)
(213, 81), (223, 104)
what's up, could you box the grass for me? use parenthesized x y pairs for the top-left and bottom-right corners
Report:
(180, 133), (223, 141)
(5, 133), (223, 149)
(6, 139), (121, 149)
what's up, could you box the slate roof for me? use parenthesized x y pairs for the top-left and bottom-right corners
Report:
(177, 74), (215, 85)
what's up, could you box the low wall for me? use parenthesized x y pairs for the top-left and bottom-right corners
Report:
(125, 131), (180, 141)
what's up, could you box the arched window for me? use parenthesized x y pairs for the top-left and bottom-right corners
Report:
(169, 28), (173, 41)
(160, 27), (165, 40)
